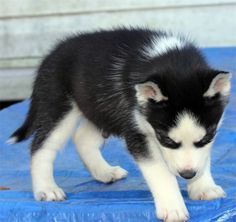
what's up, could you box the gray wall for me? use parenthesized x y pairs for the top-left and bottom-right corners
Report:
(1, 0), (236, 100)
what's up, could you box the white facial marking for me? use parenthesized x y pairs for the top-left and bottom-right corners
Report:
(169, 112), (206, 145)
(31, 104), (80, 201)
(159, 112), (212, 176)
(143, 35), (186, 58)
(204, 73), (231, 97)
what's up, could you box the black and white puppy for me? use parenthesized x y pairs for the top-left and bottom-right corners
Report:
(9, 28), (231, 222)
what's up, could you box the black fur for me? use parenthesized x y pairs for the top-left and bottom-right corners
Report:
(10, 28), (229, 158)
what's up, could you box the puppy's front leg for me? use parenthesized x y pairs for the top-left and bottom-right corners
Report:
(126, 133), (189, 222)
(187, 157), (225, 200)
(139, 161), (189, 222)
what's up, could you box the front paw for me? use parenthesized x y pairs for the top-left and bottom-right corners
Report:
(34, 185), (66, 201)
(91, 166), (128, 183)
(156, 198), (189, 222)
(188, 183), (226, 200)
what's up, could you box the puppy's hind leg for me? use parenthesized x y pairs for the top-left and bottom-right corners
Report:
(31, 104), (80, 201)
(73, 119), (128, 183)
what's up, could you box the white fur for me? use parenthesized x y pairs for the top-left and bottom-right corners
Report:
(143, 35), (186, 58)
(134, 110), (155, 138)
(204, 73), (231, 97)
(134, 111), (189, 221)
(73, 118), (128, 183)
(161, 111), (209, 176)
(6, 136), (17, 144)
(139, 160), (189, 222)
(187, 157), (226, 200)
(169, 112), (206, 144)
(31, 104), (80, 201)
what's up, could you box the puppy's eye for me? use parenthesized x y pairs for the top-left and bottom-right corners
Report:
(194, 132), (216, 148)
(159, 136), (181, 149)
(194, 139), (211, 148)
(155, 130), (181, 149)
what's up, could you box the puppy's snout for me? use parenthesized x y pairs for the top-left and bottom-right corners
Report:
(179, 170), (196, 179)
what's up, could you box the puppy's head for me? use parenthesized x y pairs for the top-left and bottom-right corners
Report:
(135, 69), (231, 179)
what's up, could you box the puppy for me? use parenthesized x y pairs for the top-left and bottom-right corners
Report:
(9, 28), (230, 222)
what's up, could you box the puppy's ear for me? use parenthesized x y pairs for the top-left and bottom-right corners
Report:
(135, 81), (168, 106)
(204, 72), (231, 97)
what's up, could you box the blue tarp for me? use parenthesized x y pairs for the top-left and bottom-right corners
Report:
(0, 47), (236, 222)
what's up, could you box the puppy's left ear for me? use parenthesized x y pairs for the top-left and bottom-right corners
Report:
(135, 81), (168, 106)
(204, 71), (231, 97)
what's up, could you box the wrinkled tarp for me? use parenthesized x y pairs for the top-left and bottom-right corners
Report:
(0, 47), (236, 222)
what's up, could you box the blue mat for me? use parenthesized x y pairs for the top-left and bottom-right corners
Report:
(0, 47), (236, 222)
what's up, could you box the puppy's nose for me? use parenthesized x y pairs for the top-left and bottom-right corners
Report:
(179, 170), (196, 179)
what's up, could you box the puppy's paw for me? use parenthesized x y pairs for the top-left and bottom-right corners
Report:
(34, 186), (66, 201)
(157, 198), (189, 222)
(188, 184), (226, 200)
(92, 166), (128, 183)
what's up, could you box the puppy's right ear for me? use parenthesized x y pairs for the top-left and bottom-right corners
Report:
(135, 81), (168, 106)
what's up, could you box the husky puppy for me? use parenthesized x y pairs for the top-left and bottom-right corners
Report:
(9, 28), (231, 222)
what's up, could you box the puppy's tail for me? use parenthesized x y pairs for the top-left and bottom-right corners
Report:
(7, 102), (36, 144)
